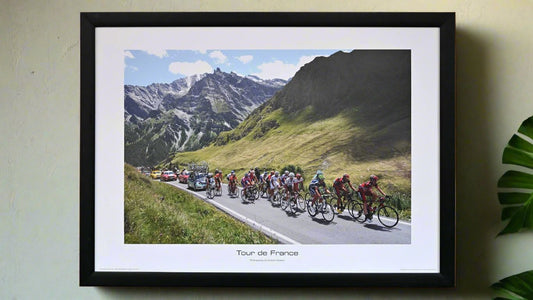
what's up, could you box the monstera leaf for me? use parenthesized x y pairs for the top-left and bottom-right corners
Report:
(497, 116), (533, 235)
(493, 116), (533, 299)
(492, 270), (533, 300)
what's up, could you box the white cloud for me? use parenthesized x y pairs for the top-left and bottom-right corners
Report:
(253, 55), (322, 80)
(124, 51), (135, 59)
(142, 49), (168, 58)
(209, 50), (227, 64)
(253, 60), (296, 80)
(168, 60), (213, 76)
(237, 55), (253, 64)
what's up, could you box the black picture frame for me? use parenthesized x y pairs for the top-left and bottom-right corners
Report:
(80, 12), (455, 287)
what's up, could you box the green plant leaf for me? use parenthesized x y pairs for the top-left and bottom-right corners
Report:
(498, 171), (533, 190)
(494, 116), (533, 297)
(518, 116), (533, 139)
(492, 270), (533, 300)
(497, 116), (533, 235)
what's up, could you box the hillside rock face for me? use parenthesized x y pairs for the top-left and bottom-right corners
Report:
(124, 69), (286, 166)
(273, 50), (411, 122)
(215, 50), (411, 160)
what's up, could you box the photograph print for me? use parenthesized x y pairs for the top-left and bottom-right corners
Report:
(123, 48), (412, 245)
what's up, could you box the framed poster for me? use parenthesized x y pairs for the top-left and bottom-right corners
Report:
(80, 12), (455, 287)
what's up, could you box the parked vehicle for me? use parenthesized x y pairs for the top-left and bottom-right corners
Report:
(150, 170), (162, 179)
(187, 172), (207, 191)
(178, 170), (190, 183)
(160, 170), (177, 181)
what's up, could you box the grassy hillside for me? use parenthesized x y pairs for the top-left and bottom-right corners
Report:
(169, 105), (411, 196)
(124, 164), (276, 244)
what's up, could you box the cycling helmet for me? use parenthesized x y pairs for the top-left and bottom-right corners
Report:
(245, 173), (250, 178)
(342, 173), (350, 181)
(370, 174), (378, 182)
(271, 170), (275, 175)
(275, 171), (280, 176)
(289, 172), (295, 177)
(207, 173), (213, 178)
(296, 173), (301, 178)
(317, 174), (325, 181)
(284, 170), (289, 175)
(231, 170), (235, 174)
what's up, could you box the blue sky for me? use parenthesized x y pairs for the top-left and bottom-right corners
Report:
(124, 49), (345, 86)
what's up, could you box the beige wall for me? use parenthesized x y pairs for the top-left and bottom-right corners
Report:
(2, 0), (533, 298)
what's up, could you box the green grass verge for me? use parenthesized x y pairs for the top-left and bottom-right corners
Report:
(124, 164), (276, 244)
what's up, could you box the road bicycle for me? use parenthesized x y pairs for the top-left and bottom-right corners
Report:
(206, 184), (215, 199)
(214, 180), (223, 197)
(280, 190), (305, 214)
(227, 181), (238, 198)
(259, 181), (269, 198)
(332, 190), (362, 219)
(350, 195), (399, 228)
(269, 187), (282, 207)
(305, 193), (335, 222)
(240, 184), (259, 203)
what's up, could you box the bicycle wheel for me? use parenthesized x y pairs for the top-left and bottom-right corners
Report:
(253, 188), (260, 200)
(280, 194), (289, 210)
(377, 206), (399, 227)
(321, 203), (335, 222)
(286, 198), (295, 214)
(306, 199), (318, 217)
(207, 188), (214, 199)
(349, 201), (366, 222)
(296, 194), (306, 211)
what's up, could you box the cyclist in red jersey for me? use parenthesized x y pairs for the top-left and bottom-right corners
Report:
(241, 173), (253, 195)
(227, 170), (237, 194)
(214, 169), (223, 190)
(358, 175), (386, 219)
(333, 174), (357, 213)
(248, 169), (257, 183)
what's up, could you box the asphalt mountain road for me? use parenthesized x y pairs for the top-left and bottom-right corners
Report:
(166, 181), (411, 244)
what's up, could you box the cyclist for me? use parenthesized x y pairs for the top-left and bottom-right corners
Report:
(283, 172), (298, 199)
(333, 174), (356, 213)
(206, 173), (215, 191)
(358, 174), (387, 220)
(269, 171), (281, 201)
(309, 174), (330, 210)
(254, 167), (261, 182)
(227, 170), (238, 194)
(214, 169), (223, 191)
(248, 169), (257, 183)
(295, 173), (304, 192)
(311, 170), (324, 181)
(241, 173), (253, 197)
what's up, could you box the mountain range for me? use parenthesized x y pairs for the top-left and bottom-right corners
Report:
(169, 50), (412, 195)
(124, 68), (287, 166)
